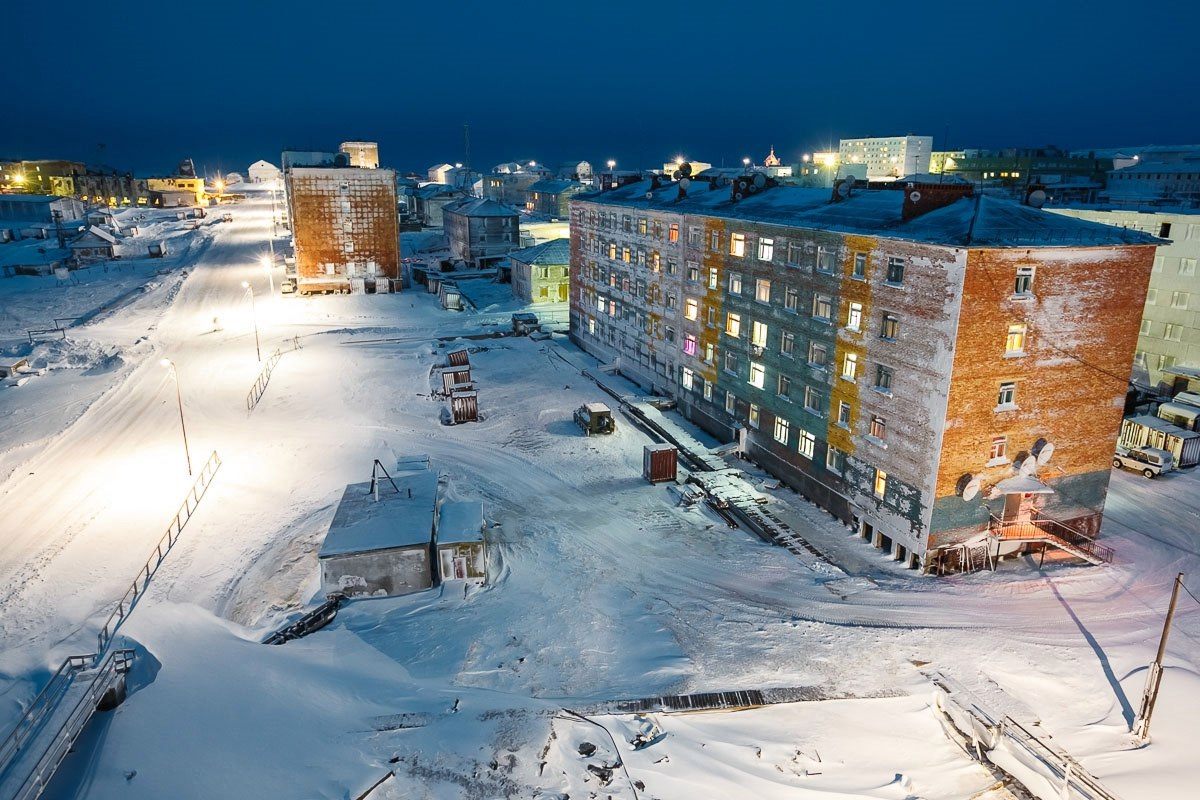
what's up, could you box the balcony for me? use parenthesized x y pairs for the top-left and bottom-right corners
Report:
(987, 512), (1113, 565)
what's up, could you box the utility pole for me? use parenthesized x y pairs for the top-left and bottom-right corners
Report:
(51, 209), (66, 249)
(1133, 572), (1184, 742)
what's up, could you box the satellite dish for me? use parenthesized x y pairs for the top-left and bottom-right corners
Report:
(843, 177), (856, 191)
(748, 183), (759, 193)
(1019, 456), (1038, 476)
(963, 477), (981, 501)
(1027, 189), (1047, 208)
(737, 179), (749, 190)
(1037, 441), (1055, 465)
(679, 162), (693, 177)
(752, 173), (766, 188)
(909, 191), (922, 203)
(645, 191), (654, 200)
(672, 170), (684, 181)
(679, 178), (691, 190)
(836, 181), (851, 198)
(733, 191), (744, 202)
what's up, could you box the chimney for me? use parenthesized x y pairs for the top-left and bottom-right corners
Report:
(900, 181), (973, 221)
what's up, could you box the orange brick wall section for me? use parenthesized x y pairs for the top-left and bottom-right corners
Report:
(934, 245), (1157, 523)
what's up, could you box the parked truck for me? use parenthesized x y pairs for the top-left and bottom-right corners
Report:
(574, 402), (615, 436)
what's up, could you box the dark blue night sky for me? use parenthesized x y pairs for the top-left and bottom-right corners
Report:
(4, 0), (1197, 178)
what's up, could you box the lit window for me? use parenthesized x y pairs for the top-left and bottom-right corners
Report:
(638, 217), (647, 235)
(1015, 266), (1035, 295)
(826, 446), (845, 474)
(998, 381), (1016, 406)
(622, 247), (631, 263)
(847, 302), (863, 330)
(758, 237), (774, 261)
(730, 233), (746, 257)
(708, 267), (719, 290)
(798, 430), (816, 458)
(784, 287), (799, 312)
(780, 331), (795, 357)
(749, 362), (765, 388)
(725, 391), (736, 413)
(852, 252), (867, 279)
(682, 367), (695, 390)
(751, 320), (768, 347)
(684, 297), (698, 320)
(874, 469), (887, 498)
(773, 416), (790, 444)
(669, 223), (679, 242)
(990, 436), (1007, 461)
(755, 278), (771, 303)
(729, 272), (743, 293)
(838, 401), (851, 427)
(725, 312), (742, 337)
(704, 342), (715, 362)
(886, 256), (905, 284)
(842, 352), (858, 381)
(683, 332), (698, 356)
(1005, 324), (1027, 355)
(703, 380), (713, 401)
(749, 403), (760, 428)
(778, 374), (792, 399)
(869, 415), (886, 439)
(813, 293), (833, 321)
(808, 341), (828, 367)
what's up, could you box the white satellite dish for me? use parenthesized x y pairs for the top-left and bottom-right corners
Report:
(909, 190), (922, 203)
(836, 181), (851, 198)
(1019, 456), (1038, 476)
(963, 476), (981, 501)
(752, 173), (766, 189)
(1037, 442), (1055, 465)
(645, 191), (654, 200)
(1027, 189), (1047, 208)
(679, 178), (691, 190)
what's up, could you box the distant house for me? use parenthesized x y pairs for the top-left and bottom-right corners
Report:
(0, 194), (85, 223)
(413, 183), (465, 227)
(69, 226), (118, 261)
(508, 238), (569, 304)
(435, 501), (487, 583)
(247, 160), (281, 183)
(427, 163), (455, 184)
(318, 470), (440, 598)
(442, 197), (520, 267)
(557, 161), (593, 182)
(525, 180), (586, 218)
(483, 172), (542, 206)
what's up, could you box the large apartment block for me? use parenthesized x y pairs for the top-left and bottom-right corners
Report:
(286, 163), (399, 294)
(838, 135), (933, 181)
(569, 176), (1158, 572)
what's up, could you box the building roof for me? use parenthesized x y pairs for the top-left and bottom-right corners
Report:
(437, 501), (484, 546)
(577, 179), (1162, 248)
(248, 160), (278, 170)
(1125, 414), (1200, 438)
(507, 238), (569, 266)
(1107, 161), (1200, 176)
(413, 183), (460, 199)
(0, 194), (67, 204)
(318, 471), (439, 558)
(443, 197), (519, 217)
(528, 180), (584, 194)
(70, 226), (118, 246)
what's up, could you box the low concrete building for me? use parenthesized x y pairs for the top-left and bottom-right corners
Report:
(509, 238), (569, 304)
(68, 226), (117, 261)
(318, 470), (439, 598)
(247, 160), (281, 183)
(0, 194), (85, 223)
(435, 501), (487, 583)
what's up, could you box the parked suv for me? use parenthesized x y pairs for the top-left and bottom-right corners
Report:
(1113, 446), (1174, 478)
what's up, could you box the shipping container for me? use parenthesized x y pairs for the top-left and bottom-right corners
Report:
(440, 366), (472, 394)
(643, 443), (678, 484)
(450, 389), (478, 423)
(447, 348), (470, 367)
(1121, 415), (1200, 468)
(1157, 402), (1200, 431)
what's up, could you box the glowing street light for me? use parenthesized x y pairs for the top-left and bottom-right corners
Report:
(260, 255), (274, 296)
(242, 281), (261, 362)
(160, 358), (192, 476)
(742, 157), (751, 170)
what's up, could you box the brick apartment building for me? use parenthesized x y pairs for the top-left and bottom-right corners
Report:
(569, 174), (1159, 572)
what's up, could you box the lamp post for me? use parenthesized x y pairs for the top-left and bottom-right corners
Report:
(242, 281), (261, 362)
(742, 156), (751, 171)
(606, 159), (616, 190)
(160, 359), (192, 476)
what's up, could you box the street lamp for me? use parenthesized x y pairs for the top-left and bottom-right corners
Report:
(242, 281), (261, 362)
(160, 359), (192, 476)
(606, 160), (616, 190)
(742, 156), (751, 171)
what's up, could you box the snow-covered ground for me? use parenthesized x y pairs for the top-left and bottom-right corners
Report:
(0, 186), (1196, 799)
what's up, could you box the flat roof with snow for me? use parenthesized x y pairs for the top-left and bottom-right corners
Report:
(319, 471), (439, 558)
(437, 501), (484, 545)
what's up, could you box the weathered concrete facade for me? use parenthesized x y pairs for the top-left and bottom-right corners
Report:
(442, 198), (520, 267)
(571, 178), (1159, 571)
(288, 166), (399, 293)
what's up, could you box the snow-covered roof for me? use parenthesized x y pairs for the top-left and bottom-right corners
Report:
(442, 197), (519, 218)
(992, 476), (1054, 495)
(319, 472), (439, 558)
(437, 501), (483, 546)
(0, 194), (66, 204)
(248, 160), (278, 170)
(527, 180), (584, 194)
(70, 226), (118, 246)
(1125, 414), (1200, 438)
(507, 238), (569, 266)
(578, 179), (1162, 248)
(413, 183), (459, 199)
(1107, 161), (1200, 176)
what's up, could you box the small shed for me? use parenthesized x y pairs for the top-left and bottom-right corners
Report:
(643, 444), (678, 483)
(69, 226), (118, 261)
(438, 365), (472, 394)
(439, 280), (462, 310)
(449, 388), (478, 423)
(447, 348), (470, 367)
(317, 470), (439, 598)
(148, 241), (168, 258)
(435, 501), (487, 583)
(1120, 415), (1200, 468)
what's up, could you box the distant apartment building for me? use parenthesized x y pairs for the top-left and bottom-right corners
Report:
(525, 180), (586, 217)
(442, 198), (520, 267)
(1049, 207), (1200, 391)
(0, 160), (85, 194)
(509, 238), (570, 304)
(1102, 160), (1200, 208)
(286, 163), (400, 293)
(340, 141), (380, 169)
(931, 146), (1112, 203)
(838, 135), (932, 181)
(570, 176), (1158, 573)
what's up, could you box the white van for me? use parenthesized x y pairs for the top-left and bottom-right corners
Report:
(1172, 391), (1200, 408)
(1113, 446), (1174, 478)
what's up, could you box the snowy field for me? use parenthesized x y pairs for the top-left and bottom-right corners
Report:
(0, 186), (1196, 799)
